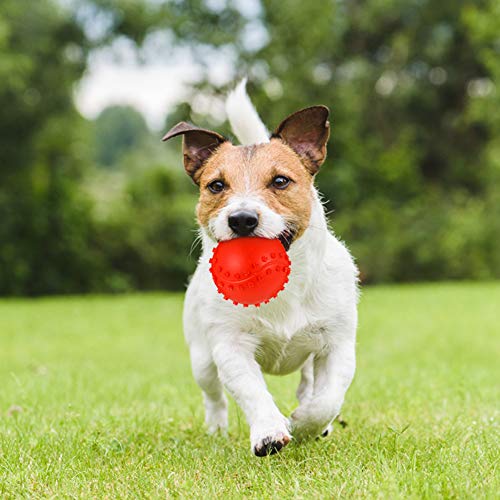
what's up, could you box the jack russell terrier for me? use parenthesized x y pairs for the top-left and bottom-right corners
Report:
(162, 80), (358, 456)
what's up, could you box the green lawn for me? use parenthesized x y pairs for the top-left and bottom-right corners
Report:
(0, 283), (498, 498)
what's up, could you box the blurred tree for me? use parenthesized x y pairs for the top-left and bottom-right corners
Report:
(0, 0), (88, 174)
(0, 0), (98, 295)
(94, 166), (199, 292)
(94, 105), (150, 167)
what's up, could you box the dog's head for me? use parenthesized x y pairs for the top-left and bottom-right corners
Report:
(162, 106), (329, 250)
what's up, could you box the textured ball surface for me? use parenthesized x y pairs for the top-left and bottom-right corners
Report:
(209, 237), (291, 307)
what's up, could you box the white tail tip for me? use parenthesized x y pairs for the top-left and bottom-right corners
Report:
(225, 78), (270, 146)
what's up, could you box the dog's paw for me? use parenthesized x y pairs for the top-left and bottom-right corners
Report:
(206, 419), (228, 435)
(290, 400), (338, 441)
(205, 401), (228, 435)
(251, 418), (291, 457)
(319, 415), (348, 438)
(291, 417), (325, 441)
(253, 432), (291, 457)
(321, 423), (334, 438)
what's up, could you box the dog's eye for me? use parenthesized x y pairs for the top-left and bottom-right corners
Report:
(208, 180), (225, 193)
(271, 176), (291, 190)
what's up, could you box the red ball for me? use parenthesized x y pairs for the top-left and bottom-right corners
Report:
(209, 237), (291, 307)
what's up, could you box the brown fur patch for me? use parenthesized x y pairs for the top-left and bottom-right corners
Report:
(196, 139), (314, 240)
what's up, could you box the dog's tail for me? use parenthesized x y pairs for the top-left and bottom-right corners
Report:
(225, 78), (270, 145)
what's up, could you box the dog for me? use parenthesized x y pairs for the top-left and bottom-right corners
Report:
(162, 80), (358, 456)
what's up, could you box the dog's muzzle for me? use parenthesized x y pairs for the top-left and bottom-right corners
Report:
(225, 210), (296, 251)
(228, 210), (259, 237)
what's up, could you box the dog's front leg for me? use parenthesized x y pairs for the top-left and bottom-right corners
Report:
(211, 335), (291, 456)
(189, 340), (228, 434)
(291, 336), (356, 440)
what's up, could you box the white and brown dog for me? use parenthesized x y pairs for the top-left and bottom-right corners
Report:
(163, 81), (358, 456)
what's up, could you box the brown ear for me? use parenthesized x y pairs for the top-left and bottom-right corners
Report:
(272, 106), (330, 174)
(162, 122), (227, 183)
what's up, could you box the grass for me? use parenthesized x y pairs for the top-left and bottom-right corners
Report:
(0, 283), (498, 498)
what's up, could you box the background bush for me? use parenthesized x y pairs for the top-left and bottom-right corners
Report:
(0, 0), (499, 295)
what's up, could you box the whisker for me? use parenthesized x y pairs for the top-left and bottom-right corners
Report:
(189, 231), (203, 257)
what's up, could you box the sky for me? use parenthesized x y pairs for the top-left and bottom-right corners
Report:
(74, 41), (243, 131)
(75, 44), (202, 131)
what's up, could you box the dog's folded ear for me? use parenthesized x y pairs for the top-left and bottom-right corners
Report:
(162, 122), (227, 183)
(272, 106), (330, 175)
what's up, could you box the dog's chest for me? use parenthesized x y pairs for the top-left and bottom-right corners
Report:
(249, 305), (328, 375)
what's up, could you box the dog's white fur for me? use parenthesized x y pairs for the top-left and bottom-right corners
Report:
(225, 78), (270, 145)
(183, 82), (359, 454)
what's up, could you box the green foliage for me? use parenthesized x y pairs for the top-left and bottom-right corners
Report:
(91, 163), (199, 292)
(94, 105), (150, 167)
(0, 285), (498, 496)
(0, 0), (97, 295)
(335, 190), (500, 282)
(0, 0), (88, 172)
(0, 174), (103, 296)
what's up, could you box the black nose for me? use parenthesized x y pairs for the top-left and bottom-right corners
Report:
(228, 210), (259, 236)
